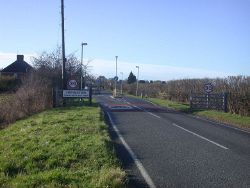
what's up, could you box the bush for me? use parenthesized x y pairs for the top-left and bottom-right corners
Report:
(122, 76), (250, 116)
(0, 73), (52, 128)
(0, 76), (20, 92)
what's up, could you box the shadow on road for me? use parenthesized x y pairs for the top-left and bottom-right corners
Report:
(103, 112), (149, 188)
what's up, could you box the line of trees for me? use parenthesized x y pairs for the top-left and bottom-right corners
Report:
(122, 76), (250, 116)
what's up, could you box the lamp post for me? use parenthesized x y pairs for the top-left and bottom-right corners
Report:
(81, 42), (87, 90)
(136, 66), (139, 96)
(114, 56), (118, 96)
(120, 72), (123, 95)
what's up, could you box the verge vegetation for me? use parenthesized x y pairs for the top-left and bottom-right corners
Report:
(123, 76), (250, 117)
(0, 104), (126, 187)
(147, 97), (250, 130)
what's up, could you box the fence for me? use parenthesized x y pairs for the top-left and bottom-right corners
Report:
(190, 93), (228, 112)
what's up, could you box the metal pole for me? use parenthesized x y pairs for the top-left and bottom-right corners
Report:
(80, 43), (87, 90)
(80, 43), (83, 90)
(136, 66), (139, 96)
(120, 72), (123, 95)
(115, 56), (118, 96)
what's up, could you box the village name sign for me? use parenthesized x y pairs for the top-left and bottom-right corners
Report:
(63, 79), (90, 98)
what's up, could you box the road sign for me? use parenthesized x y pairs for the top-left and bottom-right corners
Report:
(67, 79), (79, 90)
(63, 90), (89, 98)
(114, 76), (118, 81)
(204, 83), (213, 93)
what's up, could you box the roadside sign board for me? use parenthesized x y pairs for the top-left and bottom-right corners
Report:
(204, 83), (213, 93)
(63, 90), (89, 98)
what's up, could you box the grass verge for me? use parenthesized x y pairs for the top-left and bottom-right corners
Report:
(0, 104), (126, 188)
(146, 97), (250, 130)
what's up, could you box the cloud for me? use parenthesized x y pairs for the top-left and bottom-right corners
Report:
(0, 52), (37, 69)
(89, 58), (232, 81)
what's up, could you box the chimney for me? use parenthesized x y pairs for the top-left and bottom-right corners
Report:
(17, 55), (24, 61)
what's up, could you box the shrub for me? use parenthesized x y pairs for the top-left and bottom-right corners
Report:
(0, 73), (52, 128)
(0, 76), (20, 92)
(122, 76), (250, 116)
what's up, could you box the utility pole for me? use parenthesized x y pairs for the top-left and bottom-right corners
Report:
(61, 0), (66, 105)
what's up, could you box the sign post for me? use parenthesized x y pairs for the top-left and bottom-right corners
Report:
(204, 83), (213, 109)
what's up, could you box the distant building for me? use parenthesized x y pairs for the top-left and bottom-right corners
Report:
(0, 55), (33, 78)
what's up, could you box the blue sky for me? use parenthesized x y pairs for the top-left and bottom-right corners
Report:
(0, 0), (249, 80)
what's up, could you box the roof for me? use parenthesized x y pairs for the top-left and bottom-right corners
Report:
(1, 55), (33, 73)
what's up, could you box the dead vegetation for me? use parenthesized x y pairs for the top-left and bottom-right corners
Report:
(123, 76), (250, 116)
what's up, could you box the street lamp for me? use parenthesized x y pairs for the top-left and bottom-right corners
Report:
(136, 66), (139, 96)
(120, 72), (123, 95)
(114, 56), (118, 96)
(81, 42), (87, 90)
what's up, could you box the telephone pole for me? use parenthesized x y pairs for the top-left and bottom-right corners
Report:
(61, 0), (66, 91)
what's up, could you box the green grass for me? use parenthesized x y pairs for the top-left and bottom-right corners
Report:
(147, 98), (189, 112)
(0, 104), (126, 188)
(193, 110), (250, 129)
(146, 97), (250, 130)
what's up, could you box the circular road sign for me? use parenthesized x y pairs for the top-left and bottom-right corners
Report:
(114, 76), (118, 81)
(204, 83), (213, 93)
(68, 79), (78, 88)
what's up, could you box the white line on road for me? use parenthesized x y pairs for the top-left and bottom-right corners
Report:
(172, 123), (229, 150)
(107, 112), (157, 188)
(125, 98), (228, 150)
(127, 102), (161, 119)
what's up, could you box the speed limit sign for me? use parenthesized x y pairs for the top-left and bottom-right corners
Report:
(204, 83), (213, 93)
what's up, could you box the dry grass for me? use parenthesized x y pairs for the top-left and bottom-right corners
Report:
(0, 74), (52, 128)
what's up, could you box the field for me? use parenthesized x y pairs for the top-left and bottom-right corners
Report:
(0, 104), (126, 187)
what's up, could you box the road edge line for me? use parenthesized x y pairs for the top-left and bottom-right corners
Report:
(106, 112), (157, 188)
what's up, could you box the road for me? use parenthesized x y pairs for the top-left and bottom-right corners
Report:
(95, 93), (250, 188)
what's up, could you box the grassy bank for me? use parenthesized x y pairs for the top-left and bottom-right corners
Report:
(147, 98), (250, 130)
(0, 105), (126, 187)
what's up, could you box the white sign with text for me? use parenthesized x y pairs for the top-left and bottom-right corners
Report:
(63, 90), (89, 98)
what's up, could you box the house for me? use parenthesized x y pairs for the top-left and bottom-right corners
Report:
(0, 55), (33, 78)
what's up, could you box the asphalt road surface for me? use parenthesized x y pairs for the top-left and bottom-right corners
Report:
(95, 93), (250, 188)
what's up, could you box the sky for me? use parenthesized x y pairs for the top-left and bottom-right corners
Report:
(0, 0), (249, 81)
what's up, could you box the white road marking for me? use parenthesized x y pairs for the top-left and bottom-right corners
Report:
(172, 123), (229, 150)
(107, 112), (157, 188)
(129, 103), (161, 119)
(125, 98), (229, 150)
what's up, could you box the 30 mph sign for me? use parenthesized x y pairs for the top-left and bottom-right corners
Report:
(204, 83), (213, 93)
